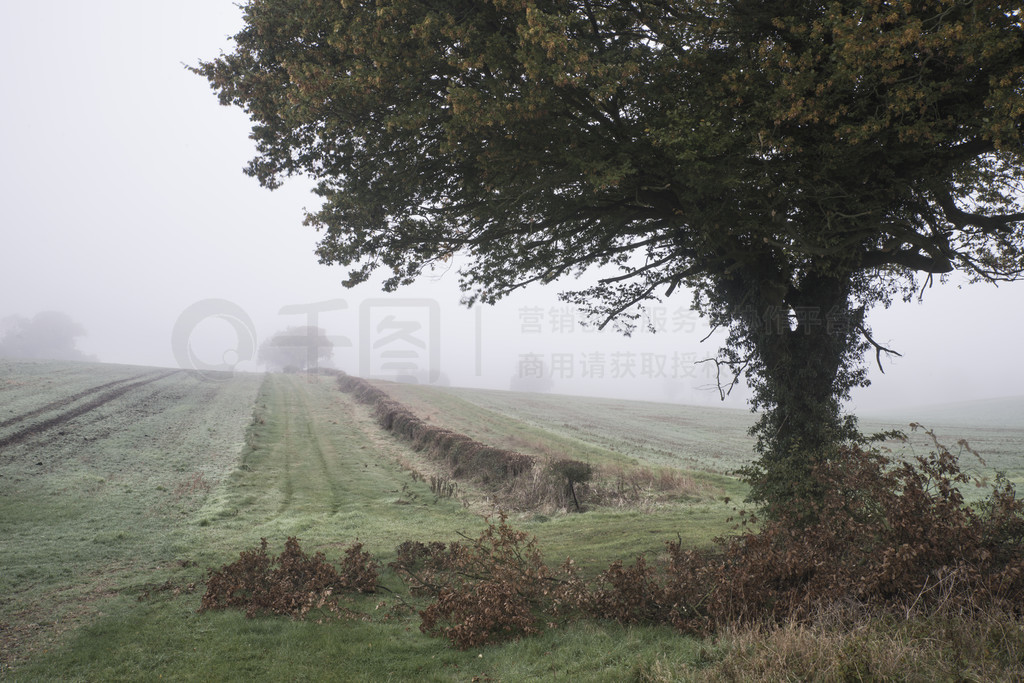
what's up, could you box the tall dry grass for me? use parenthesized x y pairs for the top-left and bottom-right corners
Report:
(676, 601), (1024, 682)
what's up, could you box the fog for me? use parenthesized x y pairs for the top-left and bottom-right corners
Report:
(1, 2), (1022, 415)
(0, 311), (95, 362)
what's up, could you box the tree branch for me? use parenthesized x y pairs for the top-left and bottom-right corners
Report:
(597, 283), (662, 331)
(598, 254), (676, 285)
(861, 248), (954, 273)
(696, 354), (752, 401)
(858, 324), (902, 373)
(934, 189), (1024, 234)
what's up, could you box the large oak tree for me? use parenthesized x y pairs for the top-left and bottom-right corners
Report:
(197, 0), (1024, 506)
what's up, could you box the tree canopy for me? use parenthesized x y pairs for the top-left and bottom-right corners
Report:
(0, 312), (93, 362)
(197, 0), (1024, 507)
(258, 326), (334, 372)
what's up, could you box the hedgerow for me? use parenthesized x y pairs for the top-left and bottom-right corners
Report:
(335, 372), (590, 510)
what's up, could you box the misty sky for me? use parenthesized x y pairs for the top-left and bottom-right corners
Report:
(1, 2), (1022, 413)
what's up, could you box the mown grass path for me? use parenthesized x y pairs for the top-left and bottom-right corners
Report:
(194, 374), (479, 558)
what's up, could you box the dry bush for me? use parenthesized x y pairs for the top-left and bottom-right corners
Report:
(420, 580), (540, 650)
(387, 515), (704, 647)
(684, 443), (1024, 626)
(497, 458), (591, 512)
(390, 514), (558, 648)
(200, 537), (378, 619)
(390, 540), (450, 595)
(338, 371), (1024, 657)
(428, 475), (458, 499)
(586, 556), (669, 625)
(405, 440), (1024, 646)
(336, 542), (379, 594)
(588, 438), (1023, 640)
(196, 433), (1024, 661)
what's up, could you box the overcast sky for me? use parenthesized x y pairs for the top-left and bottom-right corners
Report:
(1, 2), (1022, 414)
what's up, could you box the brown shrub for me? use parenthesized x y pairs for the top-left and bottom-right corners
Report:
(399, 440), (1024, 647)
(664, 441), (1024, 629)
(421, 581), (540, 649)
(338, 374), (1024, 649)
(587, 556), (668, 624)
(337, 542), (380, 594)
(588, 463), (710, 507)
(391, 514), (556, 648)
(198, 433), (1024, 653)
(200, 537), (379, 619)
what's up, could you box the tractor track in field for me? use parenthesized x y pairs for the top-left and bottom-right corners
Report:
(269, 376), (347, 517)
(294, 384), (346, 515)
(0, 370), (181, 451)
(0, 373), (152, 430)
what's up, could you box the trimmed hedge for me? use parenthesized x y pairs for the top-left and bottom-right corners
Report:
(336, 373), (547, 493)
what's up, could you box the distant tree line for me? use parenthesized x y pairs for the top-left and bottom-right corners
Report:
(0, 311), (94, 362)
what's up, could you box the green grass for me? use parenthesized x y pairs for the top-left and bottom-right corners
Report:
(15, 593), (715, 682)
(191, 375), (485, 558)
(373, 381), (748, 501)
(0, 366), (261, 668)
(420, 384), (758, 473)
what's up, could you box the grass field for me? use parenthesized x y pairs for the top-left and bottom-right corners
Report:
(2, 360), (1022, 680)
(0, 360), (261, 670)
(380, 379), (1024, 499)
(860, 403), (1024, 494)
(0, 361), (741, 680)
(373, 382), (757, 475)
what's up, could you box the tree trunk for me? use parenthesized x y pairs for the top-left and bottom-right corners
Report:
(739, 270), (866, 508)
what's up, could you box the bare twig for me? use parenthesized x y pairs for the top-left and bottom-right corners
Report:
(696, 354), (752, 400)
(858, 324), (902, 373)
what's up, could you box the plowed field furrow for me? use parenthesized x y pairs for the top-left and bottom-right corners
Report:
(0, 373), (153, 430)
(0, 361), (263, 671)
(0, 370), (181, 451)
